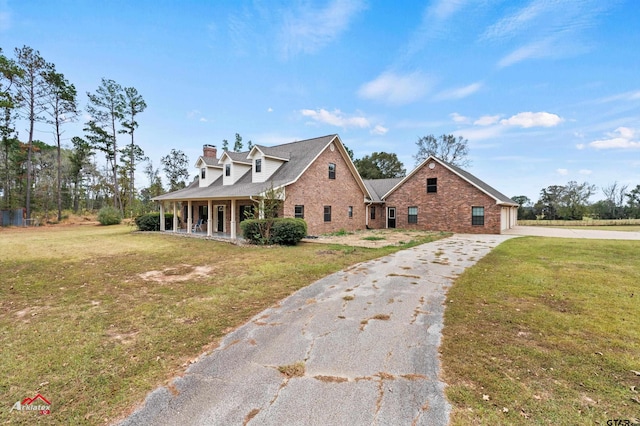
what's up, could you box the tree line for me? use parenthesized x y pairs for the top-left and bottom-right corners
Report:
(1, 45), (191, 223)
(513, 181), (640, 221)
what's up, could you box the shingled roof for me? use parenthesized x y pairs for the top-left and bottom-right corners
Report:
(153, 135), (364, 201)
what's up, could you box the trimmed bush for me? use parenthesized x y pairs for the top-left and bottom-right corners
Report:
(271, 218), (307, 245)
(240, 217), (307, 245)
(97, 206), (122, 226)
(134, 213), (175, 231)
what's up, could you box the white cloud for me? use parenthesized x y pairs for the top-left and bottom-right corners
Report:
(300, 108), (370, 129)
(435, 82), (482, 100)
(280, 0), (367, 57)
(370, 125), (388, 135)
(576, 143), (585, 150)
(474, 115), (501, 126)
(267, 107), (273, 112)
(484, 0), (611, 68)
(557, 168), (569, 176)
(579, 169), (592, 175)
(450, 112), (469, 123)
(589, 127), (640, 149)
(199, 117), (208, 122)
(500, 112), (563, 128)
(358, 71), (432, 105)
(455, 125), (505, 141)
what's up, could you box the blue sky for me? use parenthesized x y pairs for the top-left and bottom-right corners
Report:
(2, 0), (639, 201)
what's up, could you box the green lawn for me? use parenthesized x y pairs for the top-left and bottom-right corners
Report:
(0, 224), (444, 424)
(441, 237), (640, 425)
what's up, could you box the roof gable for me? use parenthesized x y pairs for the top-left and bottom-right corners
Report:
(383, 156), (518, 206)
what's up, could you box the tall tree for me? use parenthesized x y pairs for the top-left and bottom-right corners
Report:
(233, 133), (243, 152)
(0, 48), (23, 209)
(43, 68), (78, 221)
(601, 181), (628, 220)
(354, 152), (406, 179)
(222, 139), (229, 151)
(15, 46), (50, 220)
(85, 78), (124, 213)
(119, 86), (146, 215)
(413, 134), (470, 167)
(161, 149), (190, 192)
(69, 136), (94, 213)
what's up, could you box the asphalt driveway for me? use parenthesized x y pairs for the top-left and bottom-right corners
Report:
(119, 234), (514, 426)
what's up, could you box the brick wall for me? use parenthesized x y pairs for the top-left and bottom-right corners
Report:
(383, 161), (502, 234)
(284, 144), (366, 235)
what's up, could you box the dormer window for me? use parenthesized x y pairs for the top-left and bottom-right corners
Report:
(201, 168), (206, 179)
(225, 164), (231, 177)
(328, 163), (336, 179)
(255, 159), (262, 173)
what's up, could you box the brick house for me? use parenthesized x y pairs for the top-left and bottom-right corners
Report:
(153, 134), (517, 238)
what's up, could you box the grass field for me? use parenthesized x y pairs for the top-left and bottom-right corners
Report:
(441, 237), (640, 425)
(0, 224), (444, 424)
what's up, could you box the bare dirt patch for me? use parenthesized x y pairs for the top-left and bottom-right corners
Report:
(138, 264), (214, 283)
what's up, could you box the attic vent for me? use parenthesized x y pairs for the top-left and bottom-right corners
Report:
(330, 143), (335, 151)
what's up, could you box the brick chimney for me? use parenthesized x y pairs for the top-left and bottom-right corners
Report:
(203, 144), (217, 159)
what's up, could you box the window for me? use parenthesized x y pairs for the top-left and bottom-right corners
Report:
(408, 206), (418, 224)
(201, 168), (206, 179)
(348, 206), (353, 218)
(295, 205), (304, 219)
(427, 178), (437, 193)
(255, 159), (262, 173)
(472, 206), (485, 226)
(328, 163), (336, 179)
(225, 164), (231, 177)
(240, 205), (255, 221)
(370, 206), (375, 220)
(324, 206), (332, 222)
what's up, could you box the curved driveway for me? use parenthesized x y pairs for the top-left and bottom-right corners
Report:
(120, 234), (514, 426)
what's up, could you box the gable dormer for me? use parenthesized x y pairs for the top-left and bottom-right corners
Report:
(195, 144), (222, 187)
(247, 145), (290, 183)
(220, 151), (252, 185)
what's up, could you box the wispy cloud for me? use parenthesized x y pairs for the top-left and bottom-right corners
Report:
(435, 82), (482, 100)
(579, 169), (592, 175)
(500, 112), (563, 128)
(358, 71), (433, 105)
(402, 0), (469, 59)
(450, 112), (469, 123)
(279, 0), (367, 58)
(556, 168), (569, 176)
(474, 115), (501, 126)
(300, 108), (370, 129)
(483, 0), (613, 67)
(370, 125), (388, 135)
(590, 127), (640, 149)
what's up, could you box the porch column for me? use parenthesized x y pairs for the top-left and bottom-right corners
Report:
(207, 200), (212, 236)
(187, 200), (192, 234)
(172, 203), (178, 233)
(230, 199), (237, 240)
(159, 203), (165, 231)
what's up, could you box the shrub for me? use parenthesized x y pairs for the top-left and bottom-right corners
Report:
(97, 206), (122, 226)
(271, 218), (307, 245)
(134, 213), (175, 231)
(240, 218), (307, 245)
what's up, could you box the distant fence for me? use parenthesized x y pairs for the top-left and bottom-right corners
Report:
(0, 209), (25, 227)
(519, 219), (640, 227)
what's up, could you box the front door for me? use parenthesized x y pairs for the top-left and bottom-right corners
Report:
(387, 207), (396, 228)
(217, 206), (224, 232)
